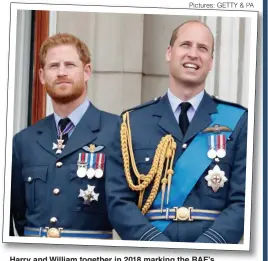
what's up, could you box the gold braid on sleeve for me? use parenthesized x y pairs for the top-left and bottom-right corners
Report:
(120, 111), (176, 215)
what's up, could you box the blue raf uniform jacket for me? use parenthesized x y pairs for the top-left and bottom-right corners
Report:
(11, 104), (118, 238)
(106, 92), (248, 243)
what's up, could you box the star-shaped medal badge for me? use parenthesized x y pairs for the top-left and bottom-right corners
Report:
(205, 165), (228, 192)
(52, 138), (65, 154)
(78, 185), (99, 205)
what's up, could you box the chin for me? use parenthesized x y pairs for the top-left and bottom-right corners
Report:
(48, 91), (81, 103)
(179, 77), (202, 86)
(53, 96), (77, 104)
(184, 83), (201, 88)
(46, 83), (85, 103)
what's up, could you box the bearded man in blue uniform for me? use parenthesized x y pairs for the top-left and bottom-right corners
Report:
(10, 33), (118, 239)
(106, 20), (248, 243)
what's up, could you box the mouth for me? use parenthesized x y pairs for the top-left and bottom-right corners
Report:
(55, 81), (73, 85)
(183, 63), (200, 70)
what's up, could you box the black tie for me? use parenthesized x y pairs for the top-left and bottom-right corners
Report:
(58, 118), (71, 143)
(179, 102), (191, 136)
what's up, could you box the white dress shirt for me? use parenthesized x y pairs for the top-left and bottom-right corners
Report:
(167, 88), (204, 124)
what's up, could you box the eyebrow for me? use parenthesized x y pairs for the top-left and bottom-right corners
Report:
(180, 40), (211, 49)
(180, 40), (191, 45)
(47, 61), (77, 66)
(64, 61), (77, 64)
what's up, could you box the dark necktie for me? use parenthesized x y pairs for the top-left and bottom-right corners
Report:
(179, 102), (191, 136)
(58, 118), (71, 143)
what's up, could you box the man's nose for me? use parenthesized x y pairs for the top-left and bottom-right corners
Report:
(57, 64), (68, 76)
(187, 47), (198, 59)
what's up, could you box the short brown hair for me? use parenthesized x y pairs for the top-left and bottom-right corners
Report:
(169, 20), (214, 56)
(39, 33), (91, 68)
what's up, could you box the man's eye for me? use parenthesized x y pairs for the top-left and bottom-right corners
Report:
(50, 64), (58, 68)
(200, 46), (208, 51)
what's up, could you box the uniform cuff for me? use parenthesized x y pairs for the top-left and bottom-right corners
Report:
(196, 228), (226, 243)
(139, 227), (171, 242)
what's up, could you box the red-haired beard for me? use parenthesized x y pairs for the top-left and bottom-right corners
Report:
(45, 77), (86, 104)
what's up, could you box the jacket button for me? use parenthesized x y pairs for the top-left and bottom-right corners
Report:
(182, 143), (187, 149)
(53, 188), (60, 195)
(50, 217), (57, 223)
(27, 177), (32, 183)
(56, 162), (63, 167)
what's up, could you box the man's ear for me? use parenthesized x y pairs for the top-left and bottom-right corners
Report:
(84, 63), (92, 81)
(165, 45), (172, 63)
(39, 68), (45, 85)
(209, 55), (214, 71)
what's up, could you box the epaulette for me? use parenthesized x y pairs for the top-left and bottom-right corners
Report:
(212, 95), (248, 111)
(120, 96), (161, 117)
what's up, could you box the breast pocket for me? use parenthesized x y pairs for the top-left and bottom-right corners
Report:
(22, 166), (48, 213)
(68, 164), (106, 214)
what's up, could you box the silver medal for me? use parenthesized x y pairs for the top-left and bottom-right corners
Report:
(95, 169), (103, 178)
(77, 166), (87, 178)
(207, 135), (216, 159)
(216, 149), (226, 158)
(207, 149), (217, 159)
(87, 168), (95, 179)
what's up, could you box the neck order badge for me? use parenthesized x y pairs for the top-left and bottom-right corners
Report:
(52, 118), (74, 154)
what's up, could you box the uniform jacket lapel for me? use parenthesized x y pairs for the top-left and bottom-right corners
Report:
(183, 92), (218, 143)
(36, 114), (58, 157)
(35, 104), (101, 159)
(153, 94), (183, 142)
(153, 92), (218, 144)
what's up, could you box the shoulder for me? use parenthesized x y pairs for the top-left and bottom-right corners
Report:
(98, 110), (120, 131)
(99, 110), (120, 122)
(211, 95), (248, 128)
(212, 95), (248, 111)
(121, 96), (161, 116)
(89, 103), (119, 121)
(13, 116), (51, 142)
(18, 116), (50, 134)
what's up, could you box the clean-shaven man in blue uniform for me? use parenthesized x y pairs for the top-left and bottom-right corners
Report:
(106, 20), (247, 243)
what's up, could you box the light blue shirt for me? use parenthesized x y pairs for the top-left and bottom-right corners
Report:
(54, 99), (90, 137)
(167, 88), (204, 123)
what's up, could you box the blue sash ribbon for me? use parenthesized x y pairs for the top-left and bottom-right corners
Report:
(150, 104), (245, 232)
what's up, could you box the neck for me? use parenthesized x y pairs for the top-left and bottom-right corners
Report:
(169, 77), (205, 101)
(52, 95), (86, 118)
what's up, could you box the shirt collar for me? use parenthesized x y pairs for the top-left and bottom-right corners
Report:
(167, 88), (204, 113)
(54, 99), (90, 127)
